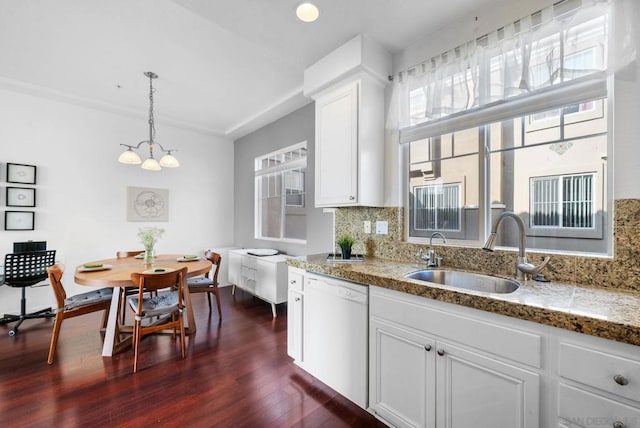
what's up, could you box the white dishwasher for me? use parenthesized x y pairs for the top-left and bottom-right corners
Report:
(302, 272), (369, 409)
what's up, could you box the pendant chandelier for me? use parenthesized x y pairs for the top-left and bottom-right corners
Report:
(118, 72), (179, 170)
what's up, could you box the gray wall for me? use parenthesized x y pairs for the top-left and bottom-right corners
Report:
(233, 102), (334, 256)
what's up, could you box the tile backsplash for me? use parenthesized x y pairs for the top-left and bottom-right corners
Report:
(334, 199), (640, 293)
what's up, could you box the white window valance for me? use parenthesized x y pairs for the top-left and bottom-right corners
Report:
(390, 0), (634, 143)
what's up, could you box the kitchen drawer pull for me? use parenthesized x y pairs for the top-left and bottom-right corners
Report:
(612, 421), (626, 428)
(437, 349), (445, 356)
(613, 374), (629, 386)
(424, 345), (432, 352)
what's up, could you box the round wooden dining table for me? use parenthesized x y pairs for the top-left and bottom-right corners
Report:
(75, 254), (212, 357)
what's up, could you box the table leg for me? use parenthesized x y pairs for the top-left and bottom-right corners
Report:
(183, 283), (196, 335)
(102, 286), (122, 357)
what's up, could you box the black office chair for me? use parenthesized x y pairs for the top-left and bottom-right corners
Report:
(1, 250), (56, 336)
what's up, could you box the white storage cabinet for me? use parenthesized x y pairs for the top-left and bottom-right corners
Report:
(287, 267), (304, 362)
(369, 285), (541, 428)
(556, 332), (640, 428)
(304, 35), (390, 208)
(228, 249), (289, 318)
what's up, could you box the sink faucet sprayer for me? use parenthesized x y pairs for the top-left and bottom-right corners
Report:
(482, 211), (550, 281)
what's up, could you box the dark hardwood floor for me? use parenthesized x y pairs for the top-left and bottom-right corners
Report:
(0, 286), (386, 427)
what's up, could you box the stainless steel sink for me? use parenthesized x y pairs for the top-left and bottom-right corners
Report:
(404, 269), (519, 294)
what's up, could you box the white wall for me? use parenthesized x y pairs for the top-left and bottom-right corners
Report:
(0, 88), (234, 314)
(234, 102), (334, 256)
(383, 0), (640, 206)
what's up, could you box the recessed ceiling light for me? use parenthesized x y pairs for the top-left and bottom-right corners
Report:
(296, 2), (319, 23)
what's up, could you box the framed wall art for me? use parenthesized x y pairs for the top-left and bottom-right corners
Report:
(126, 186), (169, 222)
(7, 163), (37, 185)
(5, 211), (35, 231)
(6, 187), (36, 207)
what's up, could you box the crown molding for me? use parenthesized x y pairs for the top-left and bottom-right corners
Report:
(0, 76), (226, 136)
(225, 85), (311, 140)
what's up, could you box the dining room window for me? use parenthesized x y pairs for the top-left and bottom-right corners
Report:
(254, 142), (307, 243)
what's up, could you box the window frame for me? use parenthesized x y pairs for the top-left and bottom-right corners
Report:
(527, 171), (604, 240)
(402, 8), (613, 255)
(254, 141), (308, 244)
(413, 182), (463, 233)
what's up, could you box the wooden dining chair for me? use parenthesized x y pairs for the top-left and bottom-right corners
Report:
(186, 251), (222, 320)
(116, 250), (144, 259)
(47, 264), (113, 364)
(116, 250), (145, 324)
(129, 267), (187, 373)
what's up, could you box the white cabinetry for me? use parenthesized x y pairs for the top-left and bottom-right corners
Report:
(369, 286), (540, 428)
(304, 34), (390, 207)
(228, 249), (289, 318)
(370, 317), (436, 427)
(314, 81), (358, 206)
(287, 267), (304, 362)
(557, 335), (640, 428)
(313, 76), (386, 207)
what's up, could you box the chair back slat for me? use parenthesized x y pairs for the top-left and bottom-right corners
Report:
(130, 267), (187, 294)
(204, 251), (222, 284)
(47, 265), (67, 308)
(116, 250), (144, 259)
(4, 250), (56, 286)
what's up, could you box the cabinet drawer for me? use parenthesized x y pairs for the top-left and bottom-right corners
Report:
(559, 343), (640, 402)
(370, 288), (542, 368)
(288, 269), (304, 292)
(559, 383), (640, 428)
(242, 255), (257, 269)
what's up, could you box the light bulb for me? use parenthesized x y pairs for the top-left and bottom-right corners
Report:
(159, 153), (179, 168)
(296, 2), (319, 22)
(141, 157), (161, 171)
(118, 148), (142, 164)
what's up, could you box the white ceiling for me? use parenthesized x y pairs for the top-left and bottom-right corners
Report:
(0, 0), (497, 140)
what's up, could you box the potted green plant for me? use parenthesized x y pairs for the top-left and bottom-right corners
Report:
(337, 234), (355, 260)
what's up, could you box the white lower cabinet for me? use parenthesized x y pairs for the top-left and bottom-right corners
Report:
(435, 340), (539, 428)
(556, 335), (640, 428)
(369, 286), (540, 428)
(287, 267), (304, 362)
(370, 318), (435, 427)
(228, 249), (289, 317)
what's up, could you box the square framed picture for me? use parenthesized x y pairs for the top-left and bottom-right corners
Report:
(7, 163), (37, 185)
(5, 211), (35, 231)
(127, 186), (169, 222)
(6, 187), (36, 207)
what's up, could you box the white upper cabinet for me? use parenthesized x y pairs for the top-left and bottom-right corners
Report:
(304, 35), (391, 207)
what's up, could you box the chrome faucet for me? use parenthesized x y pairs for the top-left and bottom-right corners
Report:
(416, 232), (447, 267)
(483, 211), (550, 280)
(430, 232), (447, 247)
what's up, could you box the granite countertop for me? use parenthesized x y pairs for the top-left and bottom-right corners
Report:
(288, 254), (640, 347)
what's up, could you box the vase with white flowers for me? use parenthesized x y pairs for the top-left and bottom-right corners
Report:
(137, 227), (164, 266)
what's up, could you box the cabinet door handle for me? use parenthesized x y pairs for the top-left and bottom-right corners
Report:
(349, 196), (355, 200)
(294, 297), (301, 302)
(424, 345), (432, 352)
(612, 421), (626, 428)
(290, 280), (296, 284)
(437, 349), (445, 356)
(613, 374), (629, 386)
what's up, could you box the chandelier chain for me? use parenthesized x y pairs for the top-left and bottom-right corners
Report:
(148, 74), (156, 148)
